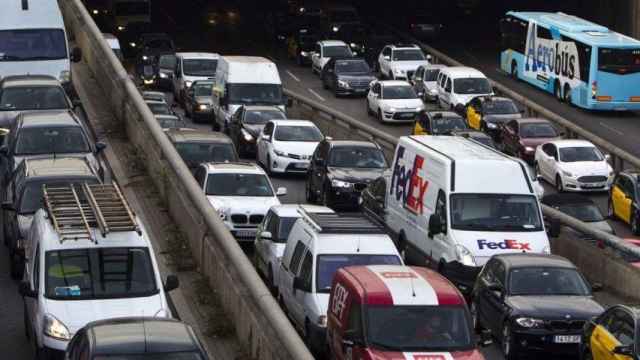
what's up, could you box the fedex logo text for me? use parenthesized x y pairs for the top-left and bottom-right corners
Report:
(391, 146), (429, 214)
(477, 239), (531, 251)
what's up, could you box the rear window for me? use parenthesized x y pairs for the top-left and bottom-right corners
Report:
(598, 48), (640, 74)
(0, 86), (68, 111)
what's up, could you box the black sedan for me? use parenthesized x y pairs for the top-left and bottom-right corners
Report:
(321, 57), (376, 97)
(471, 253), (604, 360)
(307, 139), (387, 209)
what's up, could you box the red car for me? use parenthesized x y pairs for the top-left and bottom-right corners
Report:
(498, 118), (562, 164)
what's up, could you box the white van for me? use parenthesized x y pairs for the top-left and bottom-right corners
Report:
(172, 52), (219, 107)
(278, 208), (402, 355)
(437, 67), (492, 112)
(386, 136), (549, 295)
(20, 183), (178, 358)
(212, 56), (285, 132)
(0, 0), (82, 94)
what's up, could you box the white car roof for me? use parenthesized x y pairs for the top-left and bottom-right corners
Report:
(203, 162), (266, 175)
(270, 119), (316, 127)
(270, 204), (333, 217)
(311, 233), (398, 255)
(176, 52), (220, 59)
(549, 139), (595, 148)
(389, 44), (420, 50)
(319, 40), (348, 47)
(441, 66), (486, 78)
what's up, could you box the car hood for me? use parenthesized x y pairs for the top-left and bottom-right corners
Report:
(272, 140), (319, 157)
(451, 229), (549, 265)
(521, 136), (562, 148)
(483, 114), (521, 124)
(45, 295), (165, 335)
(365, 349), (484, 360)
(507, 295), (604, 319)
(453, 93), (492, 106)
(390, 61), (430, 72)
(558, 161), (611, 177)
(328, 167), (386, 183)
(243, 124), (265, 138)
(380, 98), (423, 109)
(195, 96), (212, 105)
(207, 195), (280, 215)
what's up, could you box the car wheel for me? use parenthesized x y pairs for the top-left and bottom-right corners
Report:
(470, 301), (482, 332)
(564, 84), (572, 103)
(510, 60), (518, 79)
(632, 211), (640, 235)
(554, 81), (563, 102)
(378, 110), (384, 123)
(607, 199), (616, 219)
(502, 322), (517, 360)
(556, 174), (564, 192)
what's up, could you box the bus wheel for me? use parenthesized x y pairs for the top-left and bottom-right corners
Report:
(564, 84), (572, 104)
(554, 81), (563, 102)
(510, 60), (518, 78)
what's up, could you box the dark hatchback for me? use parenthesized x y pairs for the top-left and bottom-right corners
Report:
(471, 253), (604, 360)
(307, 139), (387, 209)
(321, 57), (376, 97)
(66, 317), (207, 360)
(166, 129), (238, 174)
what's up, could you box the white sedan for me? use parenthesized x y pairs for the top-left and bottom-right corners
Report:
(366, 80), (424, 123)
(256, 120), (323, 174)
(534, 139), (614, 192)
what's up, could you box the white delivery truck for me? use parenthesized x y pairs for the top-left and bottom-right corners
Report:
(386, 135), (550, 295)
(212, 56), (286, 132)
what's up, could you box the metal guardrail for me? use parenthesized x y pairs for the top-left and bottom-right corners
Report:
(61, 1), (313, 359)
(381, 25), (640, 173)
(285, 88), (640, 263)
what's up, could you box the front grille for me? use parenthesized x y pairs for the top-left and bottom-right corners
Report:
(349, 79), (371, 88)
(231, 214), (248, 224)
(354, 183), (367, 191)
(249, 215), (264, 224)
(578, 175), (607, 183)
(546, 320), (586, 332)
(392, 111), (417, 120)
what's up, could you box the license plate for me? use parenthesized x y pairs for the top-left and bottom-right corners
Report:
(554, 335), (580, 343)
(582, 183), (604, 188)
(293, 163), (308, 169)
(400, 113), (414, 119)
(235, 230), (256, 238)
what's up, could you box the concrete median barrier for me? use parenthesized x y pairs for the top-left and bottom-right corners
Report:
(59, 1), (313, 359)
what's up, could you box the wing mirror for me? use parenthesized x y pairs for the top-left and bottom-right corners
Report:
(18, 281), (37, 298)
(487, 283), (504, 297)
(94, 141), (107, 154)
(276, 187), (287, 196)
(164, 274), (180, 292)
(605, 154), (611, 161)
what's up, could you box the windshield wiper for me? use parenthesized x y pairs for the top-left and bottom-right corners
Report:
(456, 223), (495, 230)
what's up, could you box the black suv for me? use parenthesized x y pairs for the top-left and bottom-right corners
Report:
(321, 57), (376, 97)
(306, 139), (387, 209)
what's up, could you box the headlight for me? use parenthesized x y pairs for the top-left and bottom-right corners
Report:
(317, 315), (327, 327)
(332, 26), (339, 32)
(486, 122), (497, 129)
(92, 9), (99, 15)
(524, 146), (535, 152)
(300, 51), (308, 57)
(43, 314), (71, 341)
(59, 70), (70, 83)
(198, 104), (209, 111)
(429, 89), (438, 94)
(159, 72), (168, 78)
(129, 42), (136, 48)
(562, 170), (573, 177)
(515, 317), (545, 328)
(455, 244), (476, 266)
(337, 80), (350, 88)
(185, 80), (193, 88)
(331, 179), (353, 188)
(241, 128), (254, 141)
(414, 106), (424, 111)
(118, 26), (126, 31)
(385, 107), (397, 112)
(350, 43), (357, 48)
(274, 149), (286, 156)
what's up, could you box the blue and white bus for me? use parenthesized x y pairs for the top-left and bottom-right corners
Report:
(499, 12), (640, 111)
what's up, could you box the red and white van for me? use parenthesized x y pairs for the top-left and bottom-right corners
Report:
(327, 265), (485, 360)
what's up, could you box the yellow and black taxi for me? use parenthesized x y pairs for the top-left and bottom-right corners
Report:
(580, 304), (640, 360)
(609, 170), (640, 235)
(411, 110), (468, 135)
(465, 95), (521, 135)
(287, 28), (318, 66)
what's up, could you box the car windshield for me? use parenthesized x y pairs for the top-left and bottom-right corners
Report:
(424, 69), (441, 81)
(366, 306), (473, 352)
(329, 146), (387, 168)
(598, 48), (640, 74)
(19, 178), (99, 214)
(205, 173), (273, 196)
(0, 29), (67, 61)
(335, 60), (370, 74)
(323, 46), (352, 58)
(94, 353), (203, 360)
(193, 83), (213, 97)
(156, 116), (183, 129)
(509, 267), (591, 296)
(244, 110), (285, 125)
(175, 142), (237, 168)
(382, 86), (417, 99)
(227, 84), (283, 105)
(274, 217), (298, 243)
(520, 123), (558, 138)
(183, 59), (217, 76)
(316, 254), (401, 292)
(392, 49), (425, 61)
(45, 247), (158, 300)
(450, 194), (543, 232)
(0, 87), (68, 111)
(554, 203), (605, 222)
(453, 78), (491, 94)
(274, 125), (323, 142)
(15, 126), (90, 155)
(559, 146), (603, 162)
(147, 102), (170, 115)
(432, 116), (467, 134)
(483, 100), (518, 115)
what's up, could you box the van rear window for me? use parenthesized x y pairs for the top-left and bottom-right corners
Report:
(0, 29), (67, 61)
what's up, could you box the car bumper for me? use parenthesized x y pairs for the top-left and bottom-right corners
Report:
(222, 222), (260, 242)
(561, 177), (612, 192)
(381, 111), (419, 123)
(511, 329), (582, 356)
(439, 261), (482, 296)
(335, 86), (369, 96)
(586, 100), (640, 111)
(270, 155), (310, 173)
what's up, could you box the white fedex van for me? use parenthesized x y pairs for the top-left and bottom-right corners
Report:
(212, 56), (285, 132)
(386, 135), (550, 295)
(0, 0), (82, 94)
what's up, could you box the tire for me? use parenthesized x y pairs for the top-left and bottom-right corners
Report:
(305, 180), (317, 203)
(510, 60), (518, 79)
(564, 84), (572, 104)
(470, 301), (482, 332)
(556, 174), (564, 192)
(378, 110), (384, 123)
(502, 322), (517, 360)
(554, 81), (563, 102)
(632, 211), (640, 235)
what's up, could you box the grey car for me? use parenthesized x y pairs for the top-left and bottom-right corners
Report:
(185, 80), (214, 123)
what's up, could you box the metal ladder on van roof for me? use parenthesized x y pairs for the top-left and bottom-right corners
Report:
(43, 185), (95, 243)
(81, 183), (141, 237)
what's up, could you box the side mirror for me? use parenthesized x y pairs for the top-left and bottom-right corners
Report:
(605, 154), (611, 161)
(547, 219), (561, 238)
(478, 329), (493, 347)
(94, 142), (107, 154)
(18, 281), (36, 298)
(260, 231), (272, 239)
(428, 214), (443, 237)
(164, 274), (180, 292)
(1, 201), (15, 212)
(72, 98), (82, 107)
(591, 283), (603, 292)
(613, 345), (634, 357)
(383, 55), (390, 61)
(276, 187), (287, 196)
(293, 276), (308, 292)
(71, 47), (82, 62)
(487, 283), (504, 297)
(262, 135), (271, 142)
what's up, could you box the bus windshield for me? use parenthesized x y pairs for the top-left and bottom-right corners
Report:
(0, 29), (67, 61)
(598, 48), (640, 74)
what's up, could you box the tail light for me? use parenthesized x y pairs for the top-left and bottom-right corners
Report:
(591, 81), (597, 98)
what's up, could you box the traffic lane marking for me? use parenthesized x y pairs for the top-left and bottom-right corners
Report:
(286, 70), (300, 82)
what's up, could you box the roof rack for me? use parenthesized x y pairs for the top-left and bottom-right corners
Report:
(43, 182), (140, 243)
(297, 207), (383, 234)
